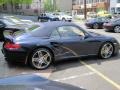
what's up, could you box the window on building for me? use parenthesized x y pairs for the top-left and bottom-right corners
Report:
(26, 4), (30, 9)
(111, 7), (115, 14)
(15, 4), (22, 9)
(117, 7), (120, 14)
(117, 0), (120, 3)
(2, 4), (7, 10)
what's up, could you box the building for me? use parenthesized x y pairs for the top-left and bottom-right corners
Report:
(72, 0), (110, 14)
(55, 0), (72, 12)
(0, 0), (44, 15)
(110, 0), (120, 14)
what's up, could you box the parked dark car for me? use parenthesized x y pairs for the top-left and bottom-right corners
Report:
(103, 18), (120, 33)
(2, 21), (119, 70)
(0, 74), (84, 90)
(85, 17), (110, 29)
(38, 13), (59, 22)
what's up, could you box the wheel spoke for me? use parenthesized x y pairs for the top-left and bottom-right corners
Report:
(38, 51), (43, 58)
(32, 57), (39, 62)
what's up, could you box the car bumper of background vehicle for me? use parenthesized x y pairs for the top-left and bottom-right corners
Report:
(2, 49), (27, 63)
(103, 25), (114, 31)
(85, 23), (93, 28)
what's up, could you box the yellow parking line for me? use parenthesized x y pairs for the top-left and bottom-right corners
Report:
(80, 61), (120, 90)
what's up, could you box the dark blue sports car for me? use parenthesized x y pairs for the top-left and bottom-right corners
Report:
(2, 21), (119, 70)
(85, 17), (110, 29)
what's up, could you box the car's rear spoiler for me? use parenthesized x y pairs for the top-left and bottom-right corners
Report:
(4, 35), (14, 43)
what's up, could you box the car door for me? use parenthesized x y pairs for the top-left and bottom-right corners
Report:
(54, 25), (99, 58)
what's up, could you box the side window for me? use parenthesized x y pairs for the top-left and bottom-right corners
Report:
(51, 30), (60, 38)
(57, 26), (85, 38)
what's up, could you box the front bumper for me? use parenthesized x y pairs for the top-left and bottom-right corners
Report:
(85, 23), (93, 28)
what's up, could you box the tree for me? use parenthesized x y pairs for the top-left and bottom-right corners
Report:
(44, 0), (60, 12)
(0, 0), (33, 13)
(0, 0), (32, 5)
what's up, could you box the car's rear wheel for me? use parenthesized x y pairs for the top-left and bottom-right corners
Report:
(48, 19), (51, 22)
(93, 23), (99, 29)
(99, 42), (114, 59)
(114, 26), (120, 33)
(62, 18), (66, 21)
(38, 19), (42, 22)
(29, 48), (53, 70)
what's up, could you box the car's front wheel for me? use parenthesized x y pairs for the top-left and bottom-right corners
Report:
(114, 26), (120, 33)
(99, 42), (114, 59)
(93, 23), (99, 29)
(29, 48), (53, 70)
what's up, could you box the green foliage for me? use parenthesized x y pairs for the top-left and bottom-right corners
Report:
(0, 0), (32, 5)
(44, 0), (60, 12)
(44, 0), (55, 12)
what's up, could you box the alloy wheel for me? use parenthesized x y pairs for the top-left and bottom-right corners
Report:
(114, 26), (120, 33)
(93, 23), (99, 29)
(100, 43), (114, 59)
(31, 48), (52, 70)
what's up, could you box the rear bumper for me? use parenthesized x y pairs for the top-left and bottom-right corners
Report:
(85, 23), (93, 28)
(2, 48), (28, 63)
(103, 25), (114, 31)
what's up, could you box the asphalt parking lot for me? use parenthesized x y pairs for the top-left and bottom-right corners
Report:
(0, 22), (120, 90)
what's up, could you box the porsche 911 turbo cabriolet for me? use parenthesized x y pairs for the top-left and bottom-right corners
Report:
(2, 21), (120, 70)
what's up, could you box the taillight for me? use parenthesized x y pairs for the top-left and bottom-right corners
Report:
(4, 42), (21, 50)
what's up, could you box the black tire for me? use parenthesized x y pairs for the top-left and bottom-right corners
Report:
(114, 26), (120, 33)
(93, 23), (99, 29)
(29, 48), (53, 70)
(99, 42), (114, 59)
(62, 18), (66, 21)
(38, 19), (42, 22)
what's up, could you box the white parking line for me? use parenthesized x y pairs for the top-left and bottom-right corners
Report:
(80, 61), (120, 90)
(54, 72), (95, 81)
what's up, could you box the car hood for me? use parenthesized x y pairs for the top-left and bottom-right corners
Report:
(0, 74), (84, 90)
(62, 15), (72, 18)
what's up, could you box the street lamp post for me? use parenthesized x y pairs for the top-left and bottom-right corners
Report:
(84, 0), (87, 19)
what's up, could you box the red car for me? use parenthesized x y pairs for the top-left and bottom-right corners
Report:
(103, 18), (120, 33)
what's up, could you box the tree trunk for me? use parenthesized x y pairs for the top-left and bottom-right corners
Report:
(11, 0), (14, 14)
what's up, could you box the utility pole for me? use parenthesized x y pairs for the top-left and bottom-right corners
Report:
(84, 0), (87, 19)
(39, 0), (41, 14)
